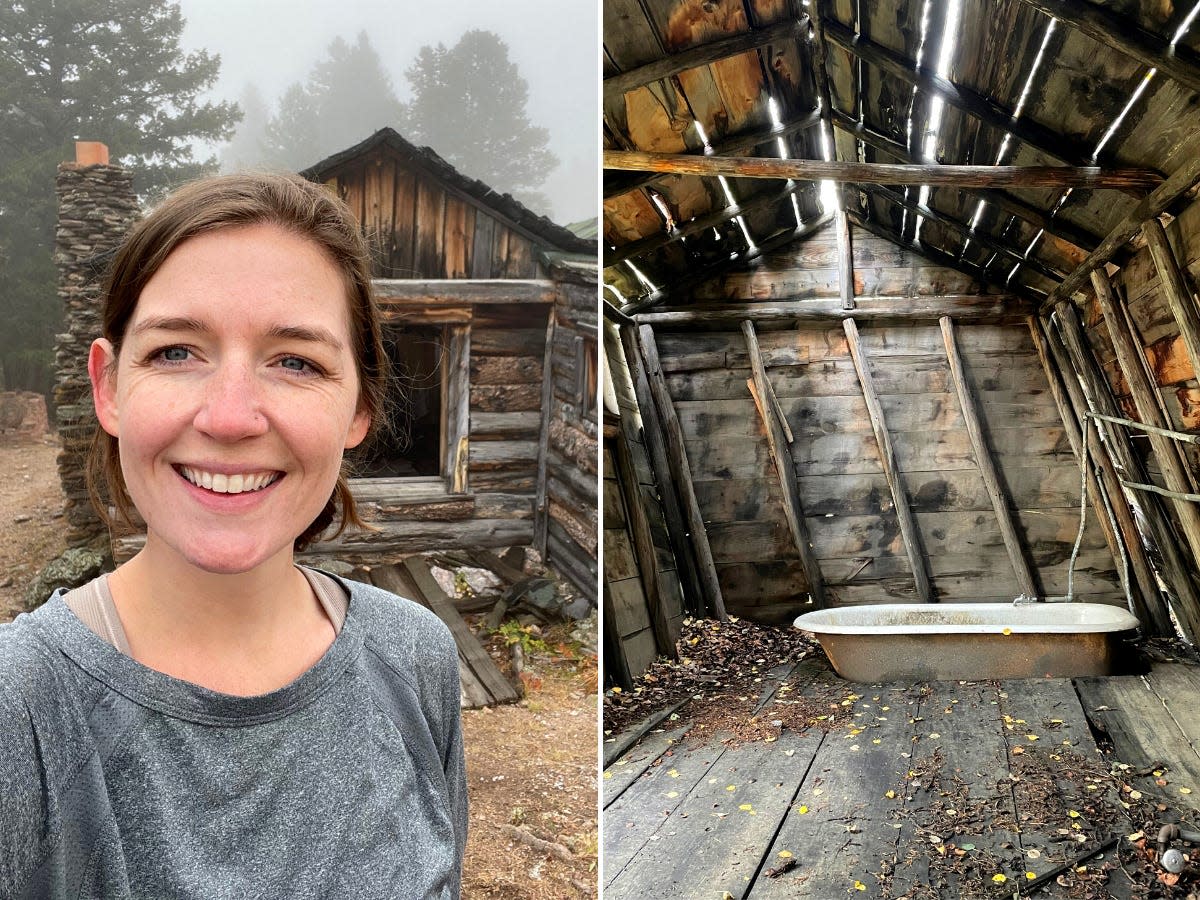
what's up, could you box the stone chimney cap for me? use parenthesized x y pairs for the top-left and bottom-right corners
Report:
(74, 142), (109, 166)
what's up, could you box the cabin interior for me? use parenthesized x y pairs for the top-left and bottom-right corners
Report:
(601, 0), (1200, 895)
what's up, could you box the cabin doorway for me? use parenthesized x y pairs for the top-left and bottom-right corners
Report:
(356, 323), (443, 477)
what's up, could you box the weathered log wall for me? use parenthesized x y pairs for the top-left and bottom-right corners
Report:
(319, 148), (545, 280)
(539, 262), (600, 602)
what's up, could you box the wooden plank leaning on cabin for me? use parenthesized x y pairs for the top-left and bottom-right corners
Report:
(444, 325), (470, 494)
(940, 317), (1038, 599)
(741, 321), (827, 607)
(614, 316), (707, 617)
(401, 557), (521, 705)
(1050, 302), (1200, 639)
(842, 318), (934, 602)
(534, 309), (557, 554)
(1026, 316), (1168, 632)
(638, 324), (728, 621)
(1090, 270), (1200, 639)
(1142, 217), (1200, 390)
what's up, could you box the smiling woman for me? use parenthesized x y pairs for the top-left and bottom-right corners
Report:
(0, 174), (466, 898)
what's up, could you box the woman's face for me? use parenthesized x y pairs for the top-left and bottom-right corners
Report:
(89, 222), (371, 576)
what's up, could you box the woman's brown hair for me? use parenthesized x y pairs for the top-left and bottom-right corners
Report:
(87, 172), (387, 550)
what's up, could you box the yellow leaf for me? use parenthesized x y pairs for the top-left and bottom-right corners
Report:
(667, 791), (679, 798)
(669, 769), (680, 778)
(885, 790), (896, 799)
(872, 739), (882, 744)
(1068, 810), (1080, 818)
(1025, 734), (1039, 741)
(797, 805), (809, 814)
(854, 880), (866, 891)
(778, 850), (793, 859)
(739, 804), (753, 811)
(726, 785), (736, 792)
(603, 771), (612, 779)
(992, 874), (1007, 883)
(929, 732), (941, 739)
(1181, 787), (1194, 795)
(1026, 872), (1036, 880)
(1002, 628), (1012, 636)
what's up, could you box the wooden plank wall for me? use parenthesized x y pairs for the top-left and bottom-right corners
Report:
(651, 231), (1121, 624)
(603, 317), (686, 683)
(327, 149), (544, 280)
(542, 274), (600, 602)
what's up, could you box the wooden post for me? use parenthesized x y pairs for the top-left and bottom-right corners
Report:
(1026, 315), (1159, 622)
(638, 325), (728, 621)
(843, 318), (934, 601)
(837, 211), (855, 310)
(613, 424), (679, 657)
(1090, 270), (1200, 578)
(741, 321), (827, 608)
(617, 322), (707, 617)
(1142, 217), (1200, 390)
(940, 316), (1039, 598)
(533, 312), (556, 553)
(1053, 300), (1200, 639)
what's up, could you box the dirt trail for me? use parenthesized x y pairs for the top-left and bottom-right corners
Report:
(0, 437), (70, 620)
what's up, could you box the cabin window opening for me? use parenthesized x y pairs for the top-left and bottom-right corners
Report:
(576, 335), (598, 417)
(355, 323), (445, 478)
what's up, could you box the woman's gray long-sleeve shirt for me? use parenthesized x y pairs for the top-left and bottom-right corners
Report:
(0, 576), (467, 899)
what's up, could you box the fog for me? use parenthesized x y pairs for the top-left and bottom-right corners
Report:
(177, 0), (598, 225)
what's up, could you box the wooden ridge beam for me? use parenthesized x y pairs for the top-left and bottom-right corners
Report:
(636, 296), (1030, 326)
(1014, 0), (1200, 96)
(941, 316), (1038, 598)
(605, 179), (813, 267)
(1051, 301), (1200, 638)
(830, 111), (1109, 257)
(1089, 270), (1200, 624)
(823, 19), (1120, 173)
(855, 183), (1068, 284)
(603, 19), (806, 102)
(843, 318), (935, 602)
(603, 150), (1162, 189)
(742, 321), (827, 608)
(1040, 151), (1200, 312)
(603, 111), (822, 200)
(638, 325), (728, 621)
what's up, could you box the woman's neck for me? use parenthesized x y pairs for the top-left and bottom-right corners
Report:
(109, 539), (337, 696)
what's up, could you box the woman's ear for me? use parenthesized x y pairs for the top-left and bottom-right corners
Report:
(344, 406), (370, 450)
(88, 339), (120, 437)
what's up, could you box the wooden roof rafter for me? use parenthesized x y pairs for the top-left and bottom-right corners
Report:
(1013, 0), (1200, 96)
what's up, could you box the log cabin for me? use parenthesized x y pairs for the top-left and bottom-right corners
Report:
(601, 3), (1200, 896)
(106, 128), (599, 602)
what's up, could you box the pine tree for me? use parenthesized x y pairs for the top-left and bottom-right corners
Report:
(260, 31), (405, 172)
(402, 30), (558, 214)
(220, 83), (272, 172)
(0, 0), (239, 380)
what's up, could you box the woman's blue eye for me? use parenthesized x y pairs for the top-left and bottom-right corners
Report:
(281, 356), (310, 372)
(162, 347), (189, 362)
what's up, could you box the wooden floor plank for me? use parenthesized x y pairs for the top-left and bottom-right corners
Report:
(605, 730), (823, 900)
(1076, 670), (1200, 813)
(603, 734), (733, 889)
(889, 682), (1024, 898)
(603, 722), (692, 807)
(749, 682), (924, 898)
(1145, 664), (1200, 760)
(999, 679), (1135, 898)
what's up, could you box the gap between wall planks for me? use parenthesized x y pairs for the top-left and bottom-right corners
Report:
(940, 317), (1039, 599)
(637, 324), (728, 621)
(1090, 271), (1200, 635)
(533, 310), (557, 554)
(742, 320), (827, 608)
(1051, 302), (1200, 641)
(842, 318), (933, 602)
(616, 320), (707, 618)
(1026, 316), (1168, 633)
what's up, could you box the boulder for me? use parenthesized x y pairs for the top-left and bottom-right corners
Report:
(25, 547), (106, 610)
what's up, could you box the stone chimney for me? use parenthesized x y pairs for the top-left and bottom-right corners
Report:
(54, 142), (140, 547)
